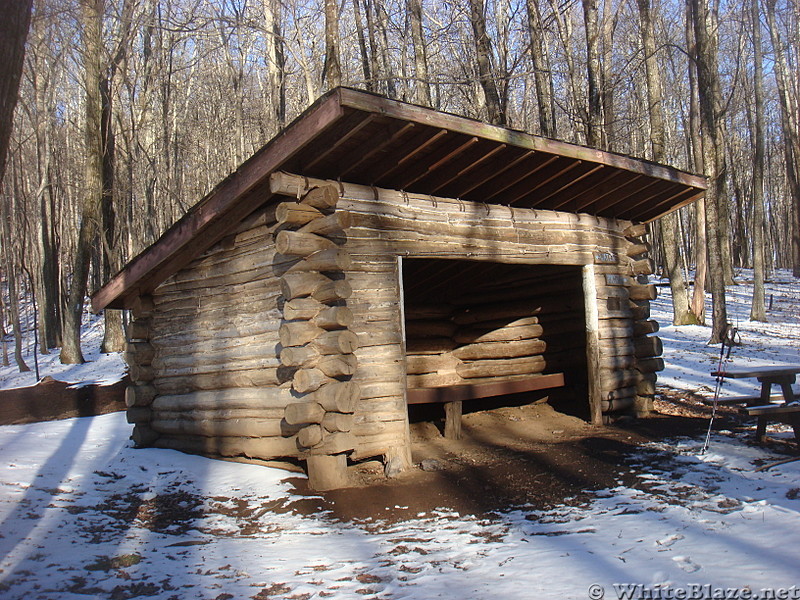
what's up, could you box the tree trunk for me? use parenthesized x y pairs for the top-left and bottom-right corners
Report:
(582, 0), (604, 148)
(691, 0), (728, 343)
(322, 0), (342, 88)
(525, 0), (556, 137)
(764, 0), (800, 277)
(686, 0), (706, 323)
(61, 0), (105, 365)
(408, 0), (431, 106)
(467, 0), (505, 126)
(0, 0), (33, 190)
(353, 0), (373, 90)
(749, 0), (766, 321)
(263, 0), (286, 127)
(636, 0), (695, 325)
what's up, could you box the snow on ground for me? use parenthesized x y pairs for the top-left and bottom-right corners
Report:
(0, 413), (799, 600)
(0, 270), (798, 599)
(0, 308), (126, 390)
(652, 269), (800, 397)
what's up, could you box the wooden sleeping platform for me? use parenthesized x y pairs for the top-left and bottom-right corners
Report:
(407, 372), (565, 440)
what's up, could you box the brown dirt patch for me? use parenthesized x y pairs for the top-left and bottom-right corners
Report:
(0, 376), (127, 425)
(285, 392), (727, 522)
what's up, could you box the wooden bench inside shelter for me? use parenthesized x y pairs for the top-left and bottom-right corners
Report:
(407, 372), (565, 440)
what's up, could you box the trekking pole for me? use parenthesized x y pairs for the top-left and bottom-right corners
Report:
(702, 323), (740, 454)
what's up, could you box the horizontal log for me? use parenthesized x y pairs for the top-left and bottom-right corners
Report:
(633, 319), (660, 336)
(276, 201), (324, 226)
(300, 185), (339, 210)
(155, 434), (300, 459)
(322, 412), (355, 433)
(599, 368), (640, 390)
(311, 330), (360, 354)
(317, 353), (359, 377)
(280, 346), (321, 368)
(636, 357), (665, 373)
(405, 353), (461, 374)
(633, 335), (663, 358)
(276, 230), (336, 257)
(630, 301), (650, 320)
(312, 381), (361, 413)
(629, 283), (657, 301)
(307, 432), (357, 455)
(454, 323), (544, 344)
(283, 297), (326, 320)
(279, 321), (326, 347)
(281, 272), (333, 300)
(130, 364), (155, 384)
(298, 210), (352, 236)
(297, 424), (324, 448)
(153, 408), (286, 421)
(456, 355), (546, 379)
(314, 306), (354, 330)
(285, 401), (325, 425)
(284, 248), (353, 274)
(312, 279), (352, 303)
(293, 368), (332, 394)
(128, 319), (151, 341)
(124, 342), (155, 366)
(636, 377), (657, 396)
(626, 242), (651, 257)
(126, 407), (151, 424)
(132, 424), (158, 448)
(623, 223), (647, 238)
(151, 418), (294, 438)
(406, 371), (463, 388)
(630, 259), (654, 276)
(152, 388), (294, 411)
(453, 339), (546, 360)
(153, 368), (284, 394)
(125, 384), (157, 408)
(131, 295), (155, 319)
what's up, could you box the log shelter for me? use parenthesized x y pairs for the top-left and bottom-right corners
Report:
(92, 88), (707, 490)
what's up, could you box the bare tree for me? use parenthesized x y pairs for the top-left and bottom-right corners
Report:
(61, 0), (105, 364)
(408, 0), (432, 106)
(323, 0), (342, 88)
(467, 0), (506, 126)
(0, 0), (34, 190)
(637, 0), (695, 324)
(525, 0), (556, 137)
(749, 0), (767, 321)
(691, 0), (729, 343)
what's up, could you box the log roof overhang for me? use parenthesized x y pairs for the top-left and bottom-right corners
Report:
(92, 87), (707, 311)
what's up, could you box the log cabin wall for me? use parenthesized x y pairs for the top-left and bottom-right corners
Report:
(131, 208), (305, 459)
(271, 172), (663, 441)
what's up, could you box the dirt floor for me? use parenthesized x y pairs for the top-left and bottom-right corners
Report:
(0, 376), (127, 425)
(286, 388), (797, 521)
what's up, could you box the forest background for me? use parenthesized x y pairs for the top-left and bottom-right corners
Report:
(0, 0), (797, 371)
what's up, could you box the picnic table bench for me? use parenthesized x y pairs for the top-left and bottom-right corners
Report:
(707, 365), (800, 444)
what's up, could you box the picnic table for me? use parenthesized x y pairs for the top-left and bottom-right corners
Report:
(709, 365), (800, 444)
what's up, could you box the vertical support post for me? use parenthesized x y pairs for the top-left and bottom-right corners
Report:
(387, 256), (413, 471)
(306, 454), (349, 490)
(444, 401), (463, 439)
(582, 264), (604, 425)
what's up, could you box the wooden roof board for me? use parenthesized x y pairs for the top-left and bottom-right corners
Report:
(92, 87), (706, 312)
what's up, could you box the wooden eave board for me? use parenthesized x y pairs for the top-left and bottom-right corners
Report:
(92, 87), (706, 312)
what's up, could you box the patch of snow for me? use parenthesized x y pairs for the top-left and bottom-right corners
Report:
(0, 414), (799, 599)
(0, 303), (126, 390)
